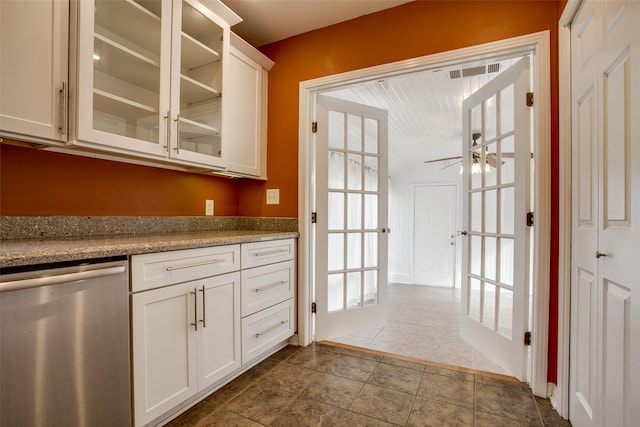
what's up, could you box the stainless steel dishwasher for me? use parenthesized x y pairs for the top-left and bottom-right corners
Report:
(0, 257), (131, 427)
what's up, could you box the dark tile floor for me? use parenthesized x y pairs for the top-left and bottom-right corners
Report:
(166, 343), (571, 426)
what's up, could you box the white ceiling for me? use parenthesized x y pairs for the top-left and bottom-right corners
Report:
(220, 0), (413, 47)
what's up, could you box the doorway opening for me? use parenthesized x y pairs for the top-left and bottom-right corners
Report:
(298, 32), (551, 394)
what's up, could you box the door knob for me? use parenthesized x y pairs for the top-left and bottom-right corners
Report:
(457, 230), (468, 236)
(381, 227), (391, 234)
(595, 251), (609, 259)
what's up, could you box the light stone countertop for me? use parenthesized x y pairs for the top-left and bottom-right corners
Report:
(0, 230), (298, 269)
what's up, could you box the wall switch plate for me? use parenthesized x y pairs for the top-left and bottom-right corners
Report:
(266, 189), (280, 205)
(205, 199), (214, 216)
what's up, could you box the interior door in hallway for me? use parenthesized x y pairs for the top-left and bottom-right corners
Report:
(314, 94), (389, 341)
(460, 56), (532, 381)
(413, 184), (457, 287)
(569, 1), (640, 426)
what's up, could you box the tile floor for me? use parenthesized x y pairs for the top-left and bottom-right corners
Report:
(167, 343), (570, 426)
(331, 283), (511, 376)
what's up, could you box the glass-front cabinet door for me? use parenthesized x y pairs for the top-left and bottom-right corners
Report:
(169, 0), (228, 168)
(75, 0), (230, 168)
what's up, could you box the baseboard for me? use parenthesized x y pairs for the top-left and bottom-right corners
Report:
(548, 382), (558, 407)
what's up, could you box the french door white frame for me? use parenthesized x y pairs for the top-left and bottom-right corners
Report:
(297, 31), (551, 396)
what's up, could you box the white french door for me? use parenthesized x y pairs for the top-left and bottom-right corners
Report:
(569, 1), (639, 426)
(460, 56), (531, 380)
(413, 184), (457, 287)
(314, 94), (388, 341)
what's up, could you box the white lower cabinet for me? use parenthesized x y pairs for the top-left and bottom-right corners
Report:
(131, 239), (295, 426)
(131, 272), (240, 427)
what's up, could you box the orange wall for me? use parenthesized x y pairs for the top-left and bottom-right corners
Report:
(0, 143), (239, 216)
(246, 0), (562, 382)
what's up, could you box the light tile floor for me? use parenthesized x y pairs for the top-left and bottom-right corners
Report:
(167, 343), (571, 426)
(330, 283), (511, 376)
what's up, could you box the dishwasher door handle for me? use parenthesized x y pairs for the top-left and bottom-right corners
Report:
(0, 265), (126, 292)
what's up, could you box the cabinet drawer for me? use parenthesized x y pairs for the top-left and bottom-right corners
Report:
(241, 239), (295, 269)
(131, 245), (240, 292)
(241, 299), (294, 365)
(242, 260), (295, 317)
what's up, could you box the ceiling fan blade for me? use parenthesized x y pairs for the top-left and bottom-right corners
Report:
(441, 160), (463, 170)
(423, 156), (463, 164)
(487, 156), (498, 168)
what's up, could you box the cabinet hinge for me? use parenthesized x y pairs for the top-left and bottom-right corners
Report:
(312, 122), (318, 133)
(311, 212), (317, 223)
(524, 331), (532, 346)
(526, 212), (534, 227)
(526, 92), (534, 107)
(311, 302), (317, 313)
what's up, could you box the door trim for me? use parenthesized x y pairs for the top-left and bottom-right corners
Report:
(297, 31), (551, 395)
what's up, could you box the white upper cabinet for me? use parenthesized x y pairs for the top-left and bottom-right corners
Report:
(0, 0), (69, 143)
(224, 32), (274, 178)
(73, 0), (240, 169)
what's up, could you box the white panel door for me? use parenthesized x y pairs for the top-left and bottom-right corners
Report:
(315, 94), (388, 341)
(460, 56), (531, 380)
(413, 184), (457, 287)
(570, 1), (640, 426)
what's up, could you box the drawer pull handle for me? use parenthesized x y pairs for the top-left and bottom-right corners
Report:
(254, 249), (288, 257)
(166, 258), (225, 271)
(255, 280), (287, 293)
(255, 320), (288, 339)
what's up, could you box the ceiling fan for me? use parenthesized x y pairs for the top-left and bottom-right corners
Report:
(423, 132), (516, 174)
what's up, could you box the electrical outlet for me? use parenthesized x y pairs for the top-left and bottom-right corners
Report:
(266, 189), (280, 205)
(205, 199), (214, 216)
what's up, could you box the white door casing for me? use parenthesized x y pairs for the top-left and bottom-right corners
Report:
(413, 184), (457, 287)
(569, 1), (640, 426)
(460, 56), (532, 381)
(314, 94), (389, 341)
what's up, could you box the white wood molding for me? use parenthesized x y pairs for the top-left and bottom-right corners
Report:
(555, 0), (583, 419)
(298, 33), (553, 384)
(530, 30), (551, 398)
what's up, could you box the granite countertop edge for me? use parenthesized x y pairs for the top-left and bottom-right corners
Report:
(0, 230), (299, 269)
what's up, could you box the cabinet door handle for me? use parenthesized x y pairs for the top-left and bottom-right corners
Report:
(199, 285), (206, 328)
(58, 82), (67, 136)
(254, 249), (288, 257)
(166, 258), (225, 271)
(255, 320), (288, 339)
(595, 251), (609, 259)
(174, 114), (180, 154)
(191, 288), (198, 331)
(255, 280), (287, 293)
(164, 111), (170, 152)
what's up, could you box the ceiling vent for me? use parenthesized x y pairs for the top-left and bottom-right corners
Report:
(449, 63), (501, 79)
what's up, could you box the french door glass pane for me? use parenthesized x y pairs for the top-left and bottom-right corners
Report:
(470, 235), (482, 276)
(328, 233), (344, 271)
(485, 189), (497, 233)
(469, 278), (481, 321)
(328, 111), (344, 149)
(347, 233), (361, 269)
(501, 135), (515, 184)
(328, 274), (344, 312)
(347, 193), (362, 229)
(328, 152), (345, 189)
(484, 236), (497, 281)
(471, 192), (482, 232)
(346, 272), (361, 309)
(483, 282), (497, 329)
(364, 232), (378, 268)
(498, 288), (513, 339)
(500, 238), (514, 285)
(364, 155), (379, 191)
(484, 95), (497, 141)
(486, 142), (497, 187)
(348, 154), (362, 190)
(501, 187), (515, 234)
(363, 270), (377, 305)
(347, 114), (362, 151)
(328, 192), (344, 230)
(364, 118), (378, 154)
(364, 194), (378, 229)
